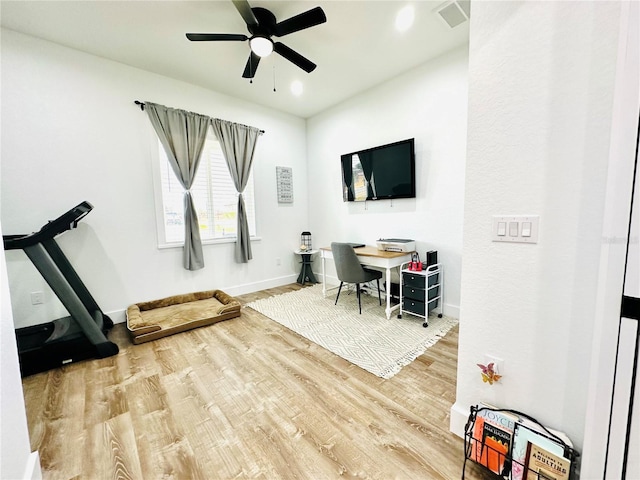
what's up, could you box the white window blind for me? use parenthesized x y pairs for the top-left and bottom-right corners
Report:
(158, 131), (256, 244)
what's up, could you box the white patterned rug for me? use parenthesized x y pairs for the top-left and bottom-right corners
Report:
(247, 284), (458, 379)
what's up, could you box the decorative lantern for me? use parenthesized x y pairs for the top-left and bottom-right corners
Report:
(301, 231), (312, 251)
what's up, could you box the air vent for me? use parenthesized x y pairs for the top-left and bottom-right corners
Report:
(434, 0), (470, 28)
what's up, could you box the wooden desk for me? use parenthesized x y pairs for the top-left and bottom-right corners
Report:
(320, 246), (413, 319)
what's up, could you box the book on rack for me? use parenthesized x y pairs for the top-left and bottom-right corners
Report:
(524, 442), (571, 480)
(471, 404), (518, 477)
(511, 421), (573, 480)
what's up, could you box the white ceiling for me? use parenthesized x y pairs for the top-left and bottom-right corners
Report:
(0, 0), (469, 119)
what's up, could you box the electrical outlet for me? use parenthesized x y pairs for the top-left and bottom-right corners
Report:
(30, 291), (44, 305)
(276, 257), (281, 266)
(484, 354), (504, 375)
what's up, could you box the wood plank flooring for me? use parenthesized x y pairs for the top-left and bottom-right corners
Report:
(21, 284), (494, 480)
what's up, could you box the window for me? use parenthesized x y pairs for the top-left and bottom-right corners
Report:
(350, 154), (369, 201)
(156, 130), (256, 245)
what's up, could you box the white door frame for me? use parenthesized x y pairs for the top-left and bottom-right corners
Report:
(582, 2), (640, 478)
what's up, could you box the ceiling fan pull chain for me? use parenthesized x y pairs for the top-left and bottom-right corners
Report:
(273, 66), (276, 92)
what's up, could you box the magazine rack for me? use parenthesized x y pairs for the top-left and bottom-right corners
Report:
(462, 405), (580, 480)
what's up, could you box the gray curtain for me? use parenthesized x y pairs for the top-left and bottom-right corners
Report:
(210, 118), (261, 263)
(145, 102), (209, 270)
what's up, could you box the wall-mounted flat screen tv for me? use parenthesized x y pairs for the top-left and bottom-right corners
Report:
(340, 138), (415, 202)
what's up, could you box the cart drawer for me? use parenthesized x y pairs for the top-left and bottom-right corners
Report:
(403, 299), (425, 316)
(403, 272), (426, 288)
(427, 272), (440, 288)
(428, 286), (440, 301)
(404, 286), (425, 302)
(428, 298), (439, 312)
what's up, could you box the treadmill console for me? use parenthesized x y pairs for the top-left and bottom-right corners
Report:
(3, 201), (93, 250)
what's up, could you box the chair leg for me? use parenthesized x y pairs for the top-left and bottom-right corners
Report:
(335, 282), (344, 305)
(376, 278), (381, 306)
(356, 283), (362, 314)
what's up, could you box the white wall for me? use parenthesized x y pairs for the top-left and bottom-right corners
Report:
(453, 0), (623, 466)
(0, 220), (41, 480)
(306, 46), (468, 317)
(1, 29), (309, 327)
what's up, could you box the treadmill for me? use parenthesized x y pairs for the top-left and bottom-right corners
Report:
(3, 201), (119, 376)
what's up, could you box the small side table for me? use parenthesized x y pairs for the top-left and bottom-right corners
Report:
(294, 249), (319, 285)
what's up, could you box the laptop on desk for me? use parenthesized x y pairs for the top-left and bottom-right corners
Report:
(346, 242), (365, 249)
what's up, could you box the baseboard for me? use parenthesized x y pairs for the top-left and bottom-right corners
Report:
(106, 309), (127, 325)
(450, 401), (471, 438)
(23, 451), (42, 480)
(317, 274), (460, 318)
(320, 273), (339, 288)
(223, 274), (299, 297)
(444, 303), (460, 319)
(106, 273), (461, 325)
(106, 274), (300, 325)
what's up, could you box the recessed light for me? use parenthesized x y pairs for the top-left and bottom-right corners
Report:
(291, 80), (303, 96)
(395, 5), (415, 32)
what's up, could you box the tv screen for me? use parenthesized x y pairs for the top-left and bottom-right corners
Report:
(340, 138), (415, 202)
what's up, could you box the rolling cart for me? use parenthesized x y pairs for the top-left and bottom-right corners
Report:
(397, 262), (443, 327)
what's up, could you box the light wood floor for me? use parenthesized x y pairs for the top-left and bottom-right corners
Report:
(21, 284), (494, 480)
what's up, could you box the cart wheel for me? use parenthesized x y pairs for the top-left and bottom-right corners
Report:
(422, 322), (428, 328)
(438, 314), (443, 318)
(397, 314), (402, 319)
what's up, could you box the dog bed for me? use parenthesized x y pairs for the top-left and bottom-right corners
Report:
(126, 289), (241, 344)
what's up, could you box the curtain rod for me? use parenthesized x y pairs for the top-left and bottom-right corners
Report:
(134, 101), (265, 134)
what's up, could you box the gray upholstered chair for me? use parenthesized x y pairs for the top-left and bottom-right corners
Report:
(331, 242), (383, 314)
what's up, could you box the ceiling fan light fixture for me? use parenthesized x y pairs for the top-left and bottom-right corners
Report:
(186, 1), (326, 78)
(249, 36), (274, 57)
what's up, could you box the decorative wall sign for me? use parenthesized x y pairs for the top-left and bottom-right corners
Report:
(276, 166), (293, 203)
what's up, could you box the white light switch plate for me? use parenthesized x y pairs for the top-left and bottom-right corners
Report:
(492, 215), (539, 243)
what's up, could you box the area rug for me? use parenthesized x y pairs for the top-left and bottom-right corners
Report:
(246, 284), (458, 379)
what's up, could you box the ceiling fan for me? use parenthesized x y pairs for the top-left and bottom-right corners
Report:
(186, 0), (327, 79)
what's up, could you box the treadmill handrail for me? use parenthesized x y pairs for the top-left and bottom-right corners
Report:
(2, 201), (93, 250)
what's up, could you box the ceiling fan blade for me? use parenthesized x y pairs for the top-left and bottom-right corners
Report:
(232, 0), (259, 27)
(186, 33), (248, 42)
(242, 51), (261, 78)
(273, 42), (317, 73)
(274, 6), (326, 37)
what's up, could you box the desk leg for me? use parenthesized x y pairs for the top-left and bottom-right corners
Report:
(322, 255), (327, 297)
(385, 267), (392, 319)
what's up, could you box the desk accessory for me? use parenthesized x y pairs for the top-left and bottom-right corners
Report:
(376, 238), (416, 252)
(423, 250), (438, 270)
(409, 252), (422, 271)
(301, 231), (312, 250)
